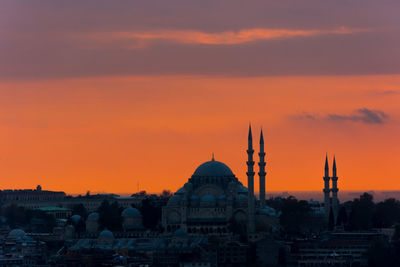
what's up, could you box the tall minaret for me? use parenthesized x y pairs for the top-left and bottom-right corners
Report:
(323, 155), (331, 219)
(331, 156), (339, 222)
(247, 125), (255, 233)
(258, 129), (266, 207)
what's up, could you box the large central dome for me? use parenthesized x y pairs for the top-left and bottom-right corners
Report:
(193, 160), (234, 177)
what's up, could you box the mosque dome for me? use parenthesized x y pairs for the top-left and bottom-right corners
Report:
(193, 160), (234, 177)
(98, 229), (114, 244)
(86, 212), (100, 233)
(70, 214), (81, 224)
(7, 229), (26, 239)
(122, 207), (141, 218)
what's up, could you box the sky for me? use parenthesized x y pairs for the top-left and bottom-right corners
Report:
(0, 1), (399, 195)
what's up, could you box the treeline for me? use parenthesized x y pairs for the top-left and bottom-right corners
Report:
(338, 193), (400, 231)
(1, 190), (172, 233)
(0, 205), (56, 232)
(266, 193), (400, 238)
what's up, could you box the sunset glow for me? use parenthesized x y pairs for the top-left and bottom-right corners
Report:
(0, 1), (399, 195)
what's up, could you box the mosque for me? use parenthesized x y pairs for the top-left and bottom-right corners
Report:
(162, 126), (279, 236)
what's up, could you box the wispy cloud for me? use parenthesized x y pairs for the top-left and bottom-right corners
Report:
(371, 89), (399, 96)
(80, 27), (370, 47)
(298, 108), (389, 124)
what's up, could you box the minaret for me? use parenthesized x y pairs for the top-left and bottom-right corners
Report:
(247, 125), (256, 233)
(323, 155), (331, 219)
(331, 156), (339, 222)
(258, 129), (266, 207)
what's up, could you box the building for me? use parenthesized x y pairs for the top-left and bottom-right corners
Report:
(0, 185), (65, 202)
(291, 232), (386, 266)
(162, 126), (278, 237)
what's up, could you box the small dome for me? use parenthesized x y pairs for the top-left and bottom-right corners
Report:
(259, 205), (278, 217)
(70, 215), (81, 224)
(98, 229), (114, 244)
(87, 212), (99, 220)
(7, 229), (26, 239)
(193, 160), (234, 177)
(173, 228), (188, 238)
(122, 207), (141, 218)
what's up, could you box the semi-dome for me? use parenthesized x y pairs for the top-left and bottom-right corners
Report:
(122, 207), (141, 218)
(8, 229), (26, 239)
(193, 160), (234, 177)
(98, 229), (114, 244)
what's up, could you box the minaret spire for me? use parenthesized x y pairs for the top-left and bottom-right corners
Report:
(258, 128), (266, 207)
(212, 152), (215, 161)
(324, 154), (329, 177)
(323, 154), (331, 221)
(332, 156), (337, 177)
(331, 156), (339, 224)
(247, 124), (255, 234)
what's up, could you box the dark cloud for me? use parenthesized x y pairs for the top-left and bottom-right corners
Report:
(1, 0), (400, 79)
(299, 108), (389, 124)
(327, 108), (388, 124)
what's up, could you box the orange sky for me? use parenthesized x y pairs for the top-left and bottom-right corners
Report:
(1, 1), (400, 195)
(0, 75), (399, 194)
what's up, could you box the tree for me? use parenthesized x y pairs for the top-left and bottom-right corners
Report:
(97, 200), (123, 231)
(373, 198), (400, 228)
(71, 204), (87, 218)
(140, 198), (162, 229)
(279, 196), (312, 237)
(160, 190), (172, 199)
(348, 193), (375, 230)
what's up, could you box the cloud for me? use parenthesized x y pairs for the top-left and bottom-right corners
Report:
(327, 108), (388, 124)
(299, 108), (389, 124)
(373, 90), (399, 96)
(81, 27), (369, 47)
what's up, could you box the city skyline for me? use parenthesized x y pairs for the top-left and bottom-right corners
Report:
(1, 1), (399, 194)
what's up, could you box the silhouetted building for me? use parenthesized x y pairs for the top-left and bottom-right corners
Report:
(162, 126), (277, 238)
